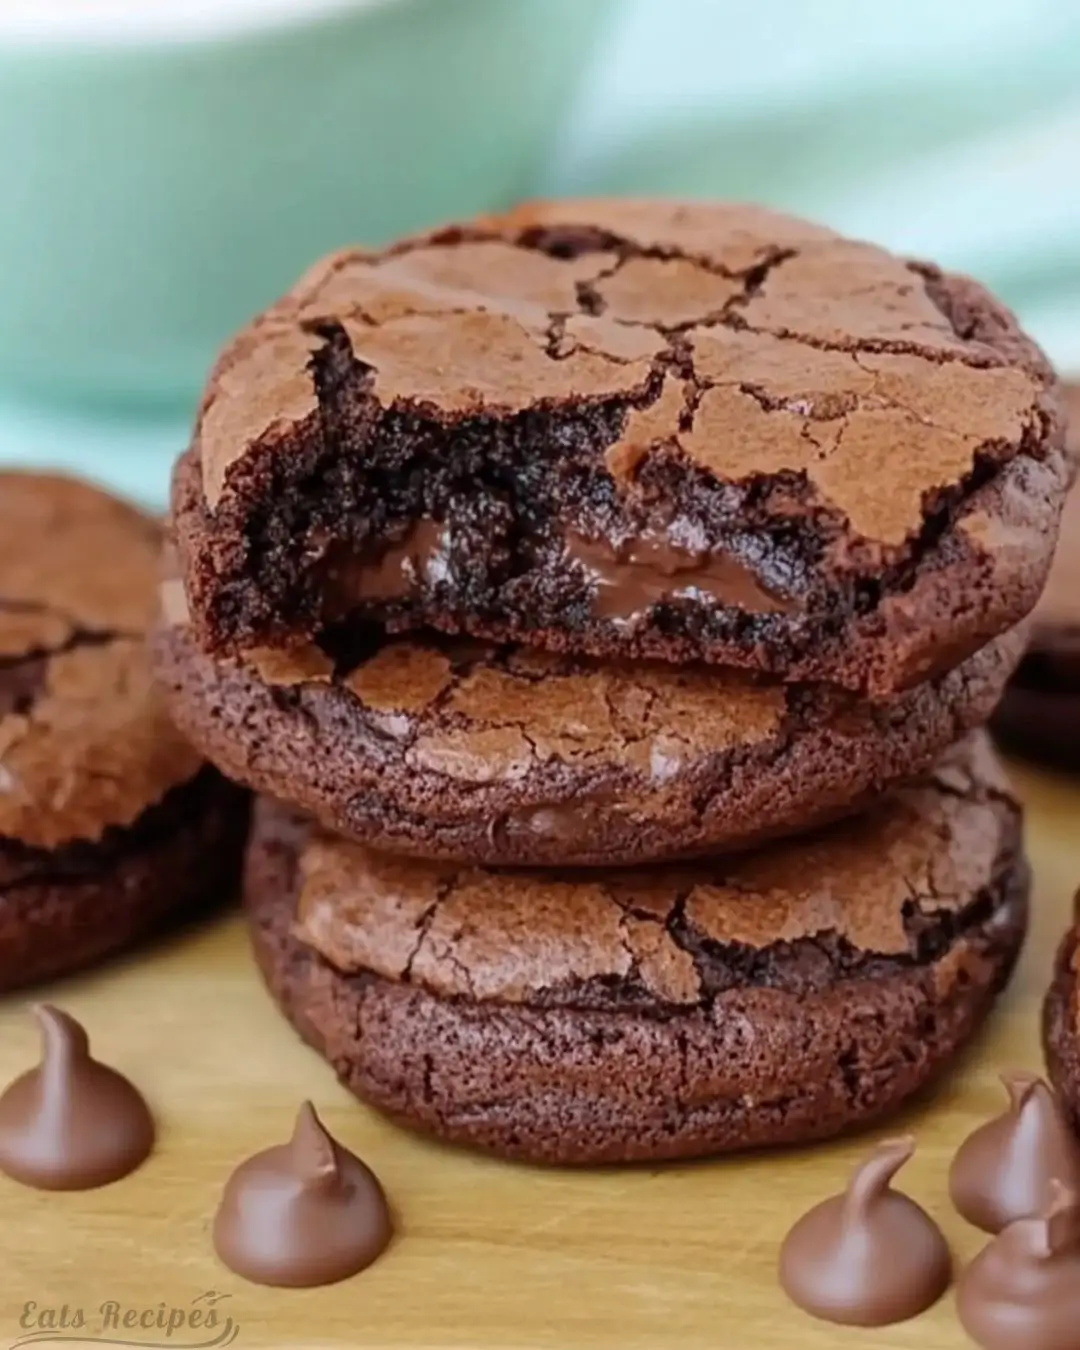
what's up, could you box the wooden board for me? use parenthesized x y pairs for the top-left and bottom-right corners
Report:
(0, 756), (1075, 1350)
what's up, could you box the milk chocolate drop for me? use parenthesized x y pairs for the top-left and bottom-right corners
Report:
(0, 1004), (154, 1190)
(778, 1137), (951, 1326)
(212, 1101), (392, 1287)
(949, 1072), (1080, 1233)
(957, 1180), (1080, 1350)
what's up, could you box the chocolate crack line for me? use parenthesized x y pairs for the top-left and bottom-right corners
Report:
(309, 290), (1017, 374)
(0, 625), (136, 723)
(303, 276), (1048, 462)
(308, 305), (1046, 475)
(312, 787), (1020, 1003)
(572, 257), (624, 317)
(262, 295), (1056, 633)
(388, 220), (801, 286)
(571, 246), (798, 330)
(0, 765), (222, 886)
(314, 653), (1003, 814)
(608, 848), (1018, 1011)
(350, 701), (699, 794)
(314, 861), (1018, 1018)
(319, 657), (711, 794)
(378, 653), (678, 769)
(650, 409), (1051, 595)
(0, 595), (140, 655)
(377, 222), (1031, 372)
(724, 319), (1010, 370)
(299, 209), (1052, 434)
(400, 872), (456, 983)
(0, 625), (131, 664)
(732, 355), (1029, 433)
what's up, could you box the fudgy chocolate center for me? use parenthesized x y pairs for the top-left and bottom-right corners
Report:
(180, 200), (1060, 693)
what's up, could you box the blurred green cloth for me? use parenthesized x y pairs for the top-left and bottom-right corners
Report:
(552, 0), (1080, 371)
(4, 0), (1079, 505)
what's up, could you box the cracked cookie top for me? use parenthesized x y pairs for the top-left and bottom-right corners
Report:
(0, 474), (202, 848)
(293, 732), (1018, 1010)
(197, 198), (1057, 552)
(237, 625), (1021, 803)
(243, 631), (788, 783)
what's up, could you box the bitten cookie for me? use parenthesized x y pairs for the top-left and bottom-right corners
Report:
(172, 198), (1067, 696)
(156, 601), (1024, 866)
(0, 473), (247, 990)
(246, 733), (1026, 1165)
(993, 384), (1080, 768)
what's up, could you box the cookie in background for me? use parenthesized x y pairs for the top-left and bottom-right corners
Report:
(0, 473), (247, 990)
(993, 384), (1080, 770)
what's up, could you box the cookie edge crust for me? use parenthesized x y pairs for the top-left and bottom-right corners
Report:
(0, 770), (248, 991)
(245, 802), (1029, 1165)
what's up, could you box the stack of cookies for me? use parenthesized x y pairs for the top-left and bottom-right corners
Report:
(157, 200), (1069, 1165)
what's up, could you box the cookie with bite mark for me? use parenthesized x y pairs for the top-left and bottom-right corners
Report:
(172, 199), (1066, 697)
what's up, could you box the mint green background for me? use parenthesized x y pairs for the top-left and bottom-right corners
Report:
(1, 0), (1078, 507)
(550, 0), (1080, 373)
(0, 0), (614, 404)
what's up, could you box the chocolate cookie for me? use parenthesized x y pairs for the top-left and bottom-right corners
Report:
(993, 384), (1080, 768)
(246, 733), (1026, 1164)
(172, 199), (1067, 696)
(0, 473), (247, 990)
(1043, 920), (1080, 1131)
(156, 589), (1025, 865)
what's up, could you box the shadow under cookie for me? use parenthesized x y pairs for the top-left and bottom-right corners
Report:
(244, 733), (1027, 1165)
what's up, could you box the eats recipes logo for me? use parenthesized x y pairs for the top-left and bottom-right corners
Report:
(8, 1291), (239, 1348)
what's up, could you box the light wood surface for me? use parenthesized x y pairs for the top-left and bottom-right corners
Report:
(0, 756), (1076, 1350)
